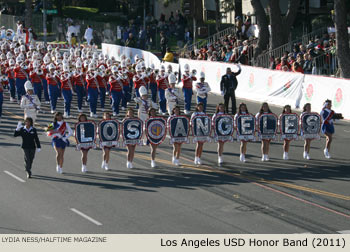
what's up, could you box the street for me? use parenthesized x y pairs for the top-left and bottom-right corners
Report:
(0, 91), (350, 234)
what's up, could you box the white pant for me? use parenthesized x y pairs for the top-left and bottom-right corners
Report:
(24, 109), (37, 123)
(167, 101), (177, 115)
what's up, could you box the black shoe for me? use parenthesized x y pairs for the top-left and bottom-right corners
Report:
(26, 171), (32, 179)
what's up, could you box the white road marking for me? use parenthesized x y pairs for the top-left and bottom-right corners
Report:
(70, 208), (102, 226)
(338, 230), (350, 234)
(4, 170), (26, 183)
(344, 130), (350, 133)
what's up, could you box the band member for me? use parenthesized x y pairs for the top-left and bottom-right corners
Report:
(86, 63), (99, 118)
(29, 60), (44, 101)
(77, 114), (90, 173)
(96, 65), (108, 112)
(133, 63), (148, 101)
(212, 103), (225, 164)
(125, 108), (137, 169)
(165, 73), (179, 116)
(14, 57), (29, 102)
(220, 65), (241, 114)
(192, 103), (206, 165)
(60, 64), (75, 118)
(256, 102), (272, 161)
(195, 72), (211, 113)
(156, 65), (168, 115)
(5, 58), (16, 102)
(120, 60), (132, 110)
(20, 81), (40, 123)
(281, 105), (292, 160)
(46, 63), (60, 114)
(73, 61), (85, 113)
(181, 64), (197, 115)
(301, 103), (313, 160)
(14, 117), (41, 178)
(101, 112), (113, 171)
(41, 55), (51, 103)
(46, 112), (73, 174)
(109, 65), (123, 116)
(320, 99), (343, 159)
(148, 63), (157, 107)
(134, 86), (151, 123)
(234, 103), (250, 162)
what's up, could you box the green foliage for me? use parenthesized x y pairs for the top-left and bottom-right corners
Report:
(311, 14), (333, 30)
(62, 6), (124, 23)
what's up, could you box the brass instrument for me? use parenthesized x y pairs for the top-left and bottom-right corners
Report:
(154, 69), (159, 75)
(36, 68), (43, 75)
(192, 69), (197, 76)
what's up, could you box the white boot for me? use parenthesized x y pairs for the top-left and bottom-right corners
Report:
(194, 157), (199, 165)
(81, 165), (87, 173)
(90, 112), (94, 117)
(240, 154), (246, 162)
(104, 163), (109, 171)
(324, 148), (331, 159)
(197, 157), (202, 165)
(283, 152), (289, 160)
(261, 155), (265, 162)
(218, 156), (223, 164)
(63, 112), (68, 118)
(56, 165), (62, 174)
(101, 161), (105, 169)
(265, 155), (269, 161)
(151, 160), (156, 168)
(172, 156), (175, 164)
(174, 159), (180, 166)
(303, 151), (308, 159)
(127, 161), (133, 169)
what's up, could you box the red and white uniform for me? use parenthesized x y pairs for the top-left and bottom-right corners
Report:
(156, 73), (169, 90)
(133, 73), (149, 89)
(30, 70), (44, 83)
(73, 70), (85, 87)
(14, 66), (29, 80)
(60, 73), (73, 90)
(181, 73), (196, 89)
(109, 75), (123, 92)
(46, 73), (60, 86)
(86, 73), (98, 89)
(5, 66), (15, 79)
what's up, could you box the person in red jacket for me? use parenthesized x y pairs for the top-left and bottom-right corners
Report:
(156, 65), (169, 115)
(109, 66), (123, 116)
(181, 63), (197, 114)
(29, 60), (44, 101)
(60, 64), (75, 118)
(46, 63), (60, 114)
(73, 61), (85, 113)
(96, 65), (108, 112)
(14, 57), (29, 102)
(5, 59), (16, 102)
(86, 63), (100, 118)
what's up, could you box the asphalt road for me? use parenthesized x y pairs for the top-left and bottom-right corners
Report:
(0, 89), (350, 234)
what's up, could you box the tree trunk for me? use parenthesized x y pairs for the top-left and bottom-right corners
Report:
(251, 0), (269, 60)
(215, 0), (220, 32)
(334, 0), (350, 78)
(269, 0), (301, 49)
(25, 0), (32, 27)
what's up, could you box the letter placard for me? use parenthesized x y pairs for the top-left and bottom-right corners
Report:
(168, 116), (190, 144)
(145, 117), (167, 145)
(122, 118), (143, 145)
(258, 113), (278, 140)
(279, 113), (299, 140)
(191, 115), (212, 143)
(301, 112), (321, 139)
(98, 119), (120, 147)
(213, 114), (234, 142)
(235, 114), (256, 141)
(75, 121), (97, 150)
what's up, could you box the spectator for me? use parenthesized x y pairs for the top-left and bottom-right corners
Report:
(125, 32), (137, 48)
(292, 62), (304, 73)
(163, 47), (174, 62)
(303, 54), (312, 74)
(138, 28), (146, 50)
(160, 31), (168, 58)
(57, 23), (65, 41)
(84, 25), (93, 46)
(67, 23), (75, 44)
(71, 33), (77, 46)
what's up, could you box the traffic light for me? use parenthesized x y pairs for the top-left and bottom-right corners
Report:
(183, 0), (192, 17)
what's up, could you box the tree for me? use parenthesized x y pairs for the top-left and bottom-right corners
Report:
(334, 0), (350, 78)
(250, 0), (269, 60)
(268, 0), (301, 49)
(25, 0), (32, 27)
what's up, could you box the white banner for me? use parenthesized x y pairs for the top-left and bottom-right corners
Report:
(179, 59), (304, 109)
(102, 43), (179, 73)
(300, 75), (350, 119)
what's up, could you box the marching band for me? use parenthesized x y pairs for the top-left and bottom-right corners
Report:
(0, 38), (344, 178)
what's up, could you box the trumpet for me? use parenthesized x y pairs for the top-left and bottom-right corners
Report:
(36, 68), (43, 75)
(154, 69), (159, 75)
(192, 69), (197, 76)
(105, 69), (111, 75)
(21, 63), (28, 70)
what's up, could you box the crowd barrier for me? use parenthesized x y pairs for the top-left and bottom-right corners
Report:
(101, 43), (349, 120)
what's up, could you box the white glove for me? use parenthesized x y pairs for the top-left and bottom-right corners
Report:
(221, 91), (225, 96)
(36, 148), (41, 152)
(62, 136), (68, 143)
(16, 121), (23, 131)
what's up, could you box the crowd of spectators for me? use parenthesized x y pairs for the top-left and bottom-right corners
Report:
(269, 32), (337, 75)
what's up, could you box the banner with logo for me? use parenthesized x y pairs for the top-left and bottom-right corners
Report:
(191, 115), (212, 143)
(300, 112), (321, 140)
(257, 113), (278, 140)
(121, 118), (143, 146)
(145, 117), (167, 145)
(75, 121), (97, 150)
(168, 116), (190, 144)
(235, 114), (256, 141)
(300, 75), (350, 119)
(213, 114), (234, 142)
(279, 113), (299, 141)
(179, 59), (304, 109)
(98, 119), (120, 148)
